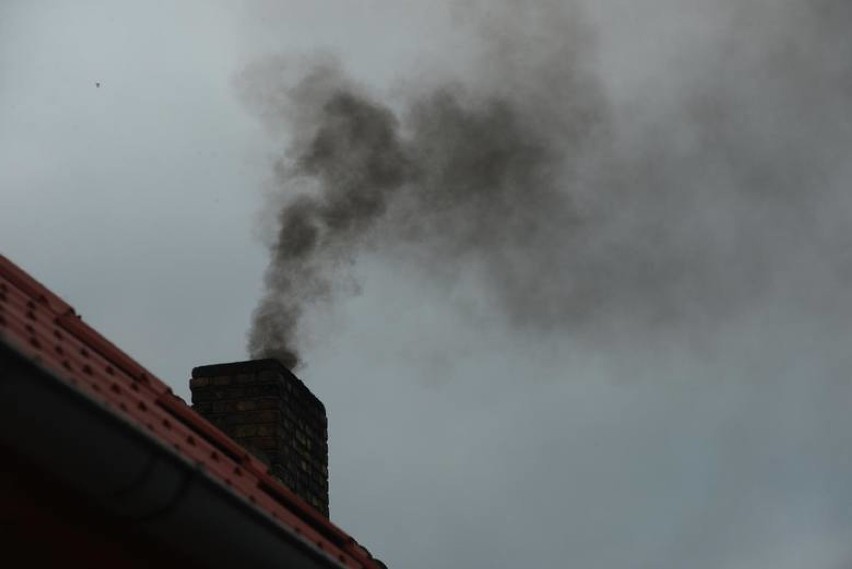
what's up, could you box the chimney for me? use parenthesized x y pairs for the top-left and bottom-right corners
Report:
(189, 359), (329, 516)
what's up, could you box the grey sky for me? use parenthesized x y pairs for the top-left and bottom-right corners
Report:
(2, 1), (852, 568)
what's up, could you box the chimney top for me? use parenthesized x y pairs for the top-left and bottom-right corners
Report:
(191, 357), (288, 378)
(191, 358), (324, 412)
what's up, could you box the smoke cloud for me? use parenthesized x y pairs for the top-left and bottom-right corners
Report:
(234, 1), (852, 566)
(242, 0), (852, 371)
(244, 59), (411, 367)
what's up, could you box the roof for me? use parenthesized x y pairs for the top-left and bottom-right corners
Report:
(0, 253), (385, 568)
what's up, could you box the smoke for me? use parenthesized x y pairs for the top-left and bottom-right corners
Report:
(244, 59), (411, 367)
(236, 0), (852, 566)
(241, 0), (852, 370)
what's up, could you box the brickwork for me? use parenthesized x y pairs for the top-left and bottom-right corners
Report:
(190, 359), (329, 516)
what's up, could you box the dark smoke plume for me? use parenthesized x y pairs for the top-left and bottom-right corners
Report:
(245, 61), (411, 367)
(243, 0), (852, 368)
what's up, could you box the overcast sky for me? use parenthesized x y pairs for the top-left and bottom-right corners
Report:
(3, 1), (852, 568)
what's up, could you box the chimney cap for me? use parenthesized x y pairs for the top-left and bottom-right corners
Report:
(191, 359), (324, 411)
(191, 358), (291, 378)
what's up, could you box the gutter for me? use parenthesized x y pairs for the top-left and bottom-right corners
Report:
(0, 340), (344, 569)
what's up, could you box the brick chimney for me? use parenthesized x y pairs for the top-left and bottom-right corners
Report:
(189, 359), (329, 516)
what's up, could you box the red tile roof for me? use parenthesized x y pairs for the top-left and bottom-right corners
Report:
(0, 254), (383, 568)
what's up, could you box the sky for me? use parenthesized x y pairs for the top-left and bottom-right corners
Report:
(2, 1), (852, 568)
